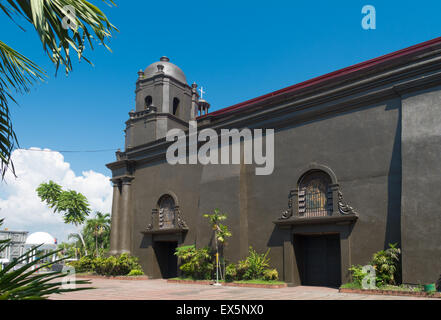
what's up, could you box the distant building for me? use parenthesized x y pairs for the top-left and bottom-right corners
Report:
(0, 230), (58, 268)
(25, 232), (57, 264)
(0, 229), (28, 264)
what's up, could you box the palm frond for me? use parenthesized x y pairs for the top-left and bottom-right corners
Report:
(0, 0), (117, 179)
(1, 0), (118, 75)
(0, 41), (45, 178)
(0, 240), (93, 299)
(67, 233), (82, 243)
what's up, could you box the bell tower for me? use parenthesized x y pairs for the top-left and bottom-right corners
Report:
(125, 57), (198, 149)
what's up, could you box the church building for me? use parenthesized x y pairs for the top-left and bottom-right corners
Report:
(106, 37), (441, 286)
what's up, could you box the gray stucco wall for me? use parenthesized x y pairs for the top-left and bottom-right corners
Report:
(244, 97), (402, 281)
(127, 97), (404, 282)
(109, 47), (441, 285)
(130, 160), (202, 277)
(401, 86), (441, 284)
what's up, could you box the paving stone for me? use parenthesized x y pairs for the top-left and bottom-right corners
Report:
(49, 279), (436, 300)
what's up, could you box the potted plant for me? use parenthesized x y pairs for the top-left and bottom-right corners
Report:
(423, 283), (436, 293)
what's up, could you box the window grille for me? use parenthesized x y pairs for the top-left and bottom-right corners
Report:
(158, 195), (176, 229)
(298, 170), (333, 217)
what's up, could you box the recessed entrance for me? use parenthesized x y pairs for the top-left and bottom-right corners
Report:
(294, 234), (341, 287)
(153, 241), (178, 279)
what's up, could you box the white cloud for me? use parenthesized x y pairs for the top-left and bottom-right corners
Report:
(0, 148), (112, 243)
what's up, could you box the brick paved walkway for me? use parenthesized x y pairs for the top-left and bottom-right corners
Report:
(49, 278), (434, 300)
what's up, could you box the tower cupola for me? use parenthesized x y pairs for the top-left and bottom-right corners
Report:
(125, 57), (197, 149)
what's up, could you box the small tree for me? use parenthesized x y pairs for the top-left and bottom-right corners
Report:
(203, 209), (232, 282)
(57, 241), (77, 260)
(37, 180), (90, 255)
(239, 247), (271, 280)
(348, 243), (402, 287)
(67, 233), (86, 258)
(83, 212), (111, 257)
(371, 243), (401, 286)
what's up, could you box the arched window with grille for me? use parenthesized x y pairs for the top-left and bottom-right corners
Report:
(298, 170), (333, 217)
(158, 194), (176, 229)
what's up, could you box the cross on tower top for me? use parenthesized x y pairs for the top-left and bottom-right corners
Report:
(198, 86), (206, 100)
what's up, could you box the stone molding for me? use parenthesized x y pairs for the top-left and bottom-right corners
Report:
(277, 185), (358, 222)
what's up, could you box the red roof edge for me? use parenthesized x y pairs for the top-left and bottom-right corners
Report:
(199, 36), (441, 119)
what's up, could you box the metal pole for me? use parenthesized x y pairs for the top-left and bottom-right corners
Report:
(216, 252), (219, 283)
(213, 229), (221, 286)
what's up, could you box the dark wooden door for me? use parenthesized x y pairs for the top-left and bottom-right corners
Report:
(302, 234), (341, 287)
(154, 241), (178, 279)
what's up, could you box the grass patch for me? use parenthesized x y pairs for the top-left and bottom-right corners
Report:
(380, 284), (423, 292)
(170, 277), (285, 285)
(75, 272), (96, 276)
(233, 279), (285, 285)
(340, 282), (362, 289)
(169, 277), (213, 282)
(75, 272), (145, 277)
(340, 282), (423, 292)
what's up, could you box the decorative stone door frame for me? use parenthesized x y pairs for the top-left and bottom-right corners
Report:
(141, 193), (188, 279)
(276, 217), (357, 286)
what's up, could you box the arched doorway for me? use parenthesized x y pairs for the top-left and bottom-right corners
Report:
(296, 170), (341, 287)
(153, 194), (178, 278)
(294, 233), (341, 287)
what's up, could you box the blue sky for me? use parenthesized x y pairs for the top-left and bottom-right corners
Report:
(1, 0), (441, 176)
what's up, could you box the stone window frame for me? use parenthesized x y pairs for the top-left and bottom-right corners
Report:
(157, 193), (178, 229)
(279, 164), (339, 219)
(274, 164), (358, 285)
(145, 191), (188, 233)
(297, 169), (334, 217)
(279, 163), (358, 220)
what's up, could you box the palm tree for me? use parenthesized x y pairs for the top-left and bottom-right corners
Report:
(67, 232), (86, 258)
(57, 241), (77, 260)
(67, 212), (111, 257)
(85, 212), (110, 256)
(0, 0), (117, 179)
(203, 209), (232, 283)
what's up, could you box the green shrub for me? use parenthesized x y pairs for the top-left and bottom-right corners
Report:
(348, 243), (401, 287)
(239, 247), (270, 280)
(225, 263), (237, 282)
(236, 260), (248, 280)
(262, 268), (279, 281)
(66, 260), (80, 271)
(216, 248), (280, 282)
(223, 248), (279, 282)
(348, 265), (368, 285)
(371, 243), (401, 286)
(68, 256), (96, 273)
(128, 269), (144, 276)
(94, 256), (115, 275)
(175, 245), (214, 280)
(94, 253), (142, 276)
(68, 254), (142, 276)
